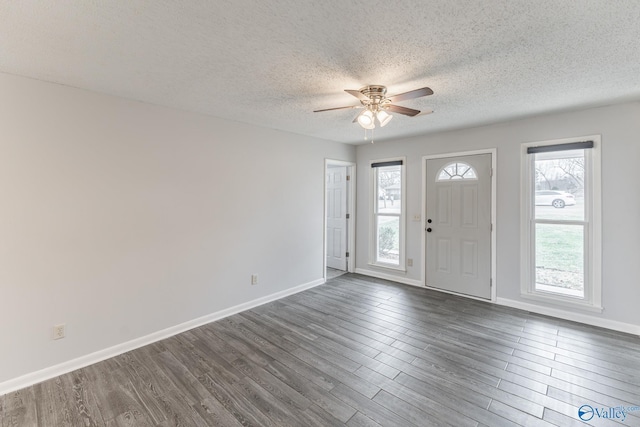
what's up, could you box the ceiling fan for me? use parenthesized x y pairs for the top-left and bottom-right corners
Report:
(314, 85), (434, 129)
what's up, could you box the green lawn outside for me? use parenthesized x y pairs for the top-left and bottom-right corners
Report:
(535, 223), (583, 272)
(535, 223), (584, 290)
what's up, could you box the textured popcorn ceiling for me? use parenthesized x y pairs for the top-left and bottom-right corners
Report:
(1, 1), (640, 144)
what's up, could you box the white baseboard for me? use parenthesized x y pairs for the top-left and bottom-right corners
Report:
(352, 269), (639, 336)
(496, 297), (640, 336)
(0, 278), (324, 396)
(355, 268), (423, 288)
(423, 284), (493, 303)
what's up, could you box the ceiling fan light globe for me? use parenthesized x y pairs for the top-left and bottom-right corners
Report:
(376, 110), (393, 127)
(357, 110), (375, 129)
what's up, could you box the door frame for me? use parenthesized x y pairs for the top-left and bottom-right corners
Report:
(421, 149), (497, 302)
(324, 159), (357, 280)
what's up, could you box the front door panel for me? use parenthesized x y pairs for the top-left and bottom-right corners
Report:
(426, 154), (491, 299)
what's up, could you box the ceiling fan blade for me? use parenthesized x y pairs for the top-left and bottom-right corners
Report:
(313, 105), (360, 113)
(387, 87), (433, 103)
(416, 109), (434, 116)
(386, 104), (421, 117)
(344, 89), (370, 101)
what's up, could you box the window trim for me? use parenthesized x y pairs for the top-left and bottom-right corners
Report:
(520, 135), (602, 311)
(369, 156), (406, 271)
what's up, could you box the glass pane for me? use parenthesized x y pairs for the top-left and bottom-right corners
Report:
(377, 215), (399, 265)
(438, 170), (451, 180)
(534, 150), (585, 220)
(535, 223), (584, 298)
(436, 162), (477, 181)
(376, 165), (401, 214)
(462, 167), (477, 179)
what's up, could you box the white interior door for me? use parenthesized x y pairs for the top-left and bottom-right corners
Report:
(426, 154), (492, 299)
(326, 165), (348, 270)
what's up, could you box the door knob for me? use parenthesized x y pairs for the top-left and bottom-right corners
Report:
(427, 219), (432, 223)
(426, 228), (432, 232)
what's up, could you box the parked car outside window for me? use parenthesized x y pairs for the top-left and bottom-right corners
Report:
(535, 190), (576, 208)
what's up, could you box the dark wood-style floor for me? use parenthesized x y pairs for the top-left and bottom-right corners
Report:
(2, 274), (640, 426)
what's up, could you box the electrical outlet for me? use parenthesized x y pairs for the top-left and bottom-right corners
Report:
(407, 258), (413, 267)
(251, 274), (258, 285)
(53, 324), (66, 340)
(413, 214), (421, 222)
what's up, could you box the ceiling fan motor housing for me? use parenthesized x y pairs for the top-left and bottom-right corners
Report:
(360, 85), (389, 110)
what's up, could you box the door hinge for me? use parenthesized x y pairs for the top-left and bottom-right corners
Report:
(346, 213), (350, 219)
(490, 278), (493, 287)
(346, 252), (350, 258)
(490, 223), (493, 231)
(490, 168), (493, 177)
(346, 175), (351, 181)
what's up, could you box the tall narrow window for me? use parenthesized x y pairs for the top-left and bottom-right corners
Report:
(370, 158), (405, 269)
(521, 137), (601, 309)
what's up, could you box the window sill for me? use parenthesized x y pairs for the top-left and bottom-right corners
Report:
(368, 262), (406, 273)
(520, 291), (603, 313)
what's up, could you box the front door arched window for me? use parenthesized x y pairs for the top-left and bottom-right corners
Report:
(437, 162), (477, 181)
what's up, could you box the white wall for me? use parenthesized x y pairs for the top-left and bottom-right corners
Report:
(0, 73), (355, 387)
(356, 102), (640, 330)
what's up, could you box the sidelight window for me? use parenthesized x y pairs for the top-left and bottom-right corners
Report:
(370, 158), (405, 269)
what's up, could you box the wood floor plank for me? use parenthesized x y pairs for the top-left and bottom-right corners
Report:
(543, 408), (594, 427)
(507, 362), (640, 406)
(550, 369), (640, 407)
(553, 354), (640, 386)
(330, 384), (420, 427)
(497, 380), (622, 427)
(290, 346), (381, 399)
(150, 389), (210, 427)
(297, 404), (349, 427)
(354, 366), (479, 427)
(231, 357), (312, 412)
(546, 386), (640, 425)
(347, 411), (384, 427)
(151, 351), (212, 405)
(197, 372), (279, 427)
(262, 359), (357, 423)
(4, 273), (640, 427)
(213, 314), (381, 399)
(278, 297), (402, 346)
(487, 400), (552, 426)
(192, 396), (245, 427)
(2, 387), (38, 427)
(229, 376), (304, 427)
(394, 368), (491, 410)
(394, 372), (521, 427)
(371, 389), (463, 427)
(377, 345), (549, 419)
(257, 304), (402, 380)
(214, 317), (340, 393)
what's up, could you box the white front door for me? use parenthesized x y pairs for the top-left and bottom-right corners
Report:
(326, 166), (348, 270)
(425, 154), (492, 299)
